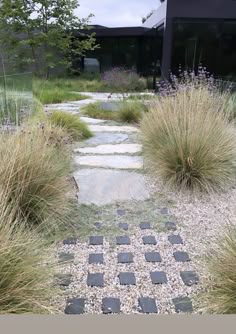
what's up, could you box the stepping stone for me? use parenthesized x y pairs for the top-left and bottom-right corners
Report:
(65, 298), (86, 314)
(119, 223), (129, 231)
(142, 236), (157, 245)
(74, 169), (150, 206)
(87, 273), (104, 287)
(145, 252), (162, 263)
(102, 298), (120, 314)
(89, 236), (103, 245)
(63, 237), (78, 245)
(172, 297), (193, 313)
(180, 271), (199, 286)
(116, 236), (130, 245)
(99, 101), (121, 111)
(118, 252), (134, 263)
(89, 125), (139, 133)
(77, 144), (142, 155)
(150, 271), (167, 284)
(117, 209), (126, 216)
(119, 272), (136, 285)
(140, 222), (151, 230)
(165, 222), (177, 231)
(138, 298), (158, 314)
(80, 116), (105, 124)
(84, 133), (129, 146)
(94, 222), (102, 229)
(160, 207), (169, 215)
(88, 253), (104, 264)
(174, 251), (191, 262)
(168, 235), (183, 245)
(55, 273), (72, 287)
(75, 155), (143, 169)
(58, 252), (74, 263)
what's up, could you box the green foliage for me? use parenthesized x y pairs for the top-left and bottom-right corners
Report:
(82, 102), (118, 121)
(118, 101), (144, 123)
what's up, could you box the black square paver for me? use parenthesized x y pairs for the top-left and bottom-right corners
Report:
(180, 271), (199, 286)
(89, 236), (103, 245)
(140, 222), (151, 230)
(173, 297), (193, 313)
(63, 237), (77, 245)
(165, 222), (177, 231)
(150, 271), (167, 284)
(102, 298), (120, 314)
(117, 209), (126, 216)
(138, 298), (158, 314)
(58, 252), (74, 263)
(142, 236), (157, 245)
(174, 251), (191, 262)
(88, 253), (104, 264)
(119, 272), (136, 285)
(87, 273), (104, 287)
(145, 252), (162, 263)
(55, 273), (72, 287)
(118, 223), (129, 231)
(160, 207), (169, 215)
(116, 236), (130, 245)
(94, 222), (102, 229)
(168, 235), (183, 245)
(65, 298), (85, 314)
(118, 252), (133, 263)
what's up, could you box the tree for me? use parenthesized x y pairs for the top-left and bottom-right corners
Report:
(0, 0), (97, 78)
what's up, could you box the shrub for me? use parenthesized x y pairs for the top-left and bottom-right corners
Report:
(118, 101), (143, 123)
(49, 111), (93, 140)
(82, 102), (118, 121)
(200, 225), (236, 314)
(141, 86), (236, 192)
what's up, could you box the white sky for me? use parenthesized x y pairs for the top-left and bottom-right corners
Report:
(76, 0), (159, 27)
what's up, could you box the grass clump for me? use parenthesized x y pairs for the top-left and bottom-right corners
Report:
(118, 101), (144, 123)
(141, 86), (236, 192)
(49, 111), (92, 140)
(82, 102), (118, 121)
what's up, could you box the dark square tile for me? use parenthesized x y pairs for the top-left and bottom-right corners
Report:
(160, 207), (169, 215)
(116, 236), (130, 245)
(165, 222), (177, 231)
(117, 209), (126, 216)
(145, 252), (162, 263)
(174, 251), (191, 262)
(88, 253), (104, 264)
(94, 222), (102, 229)
(150, 271), (167, 284)
(119, 223), (129, 231)
(102, 298), (120, 314)
(89, 236), (103, 245)
(55, 273), (72, 287)
(58, 252), (74, 263)
(119, 272), (136, 285)
(173, 297), (193, 313)
(180, 271), (199, 286)
(118, 252), (133, 263)
(168, 235), (183, 245)
(65, 298), (85, 314)
(140, 222), (151, 230)
(63, 237), (77, 245)
(142, 236), (157, 245)
(87, 273), (104, 287)
(138, 297), (158, 314)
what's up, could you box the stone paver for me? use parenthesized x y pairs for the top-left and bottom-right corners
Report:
(55, 273), (72, 287)
(145, 252), (162, 263)
(165, 222), (177, 231)
(89, 253), (104, 264)
(168, 235), (183, 245)
(118, 252), (134, 263)
(172, 297), (193, 313)
(174, 252), (191, 262)
(87, 273), (104, 287)
(63, 237), (78, 245)
(140, 222), (151, 230)
(102, 298), (120, 314)
(76, 144), (142, 155)
(75, 155), (143, 169)
(80, 116), (105, 124)
(89, 125), (139, 133)
(58, 252), (74, 263)
(89, 236), (103, 245)
(117, 209), (126, 216)
(119, 272), (136, 285)
(138, 298), (158, 314)
(83, 133), (129, 146)
(150, 271), (167, 284)
(180, 271), (199, 286)
(65, 298), (86, 314)
(116, 236), (130, 245)
(142, 236), (157, 245)
(118, 223), (129, 230)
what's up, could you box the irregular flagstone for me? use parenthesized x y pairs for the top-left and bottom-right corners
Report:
(73, 169), (150, 205)
(79, 116), (106, 124)
(89, 125), (139, 133)
(83, 133), (129, 146)
(75, 144), (142, 155)
(75, 155), (143, 169)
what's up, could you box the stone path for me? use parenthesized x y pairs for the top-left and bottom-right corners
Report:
(50, 94), (200, 315)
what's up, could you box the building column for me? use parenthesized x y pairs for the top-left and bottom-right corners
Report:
(161, 17), (173, 80)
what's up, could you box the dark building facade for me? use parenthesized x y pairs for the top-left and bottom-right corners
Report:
(80, 0), (236, 79)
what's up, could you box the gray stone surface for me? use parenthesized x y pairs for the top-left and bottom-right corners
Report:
(117, 209), (126, 216)
(58, 252), (74, 263)
(94, 222), (102, 229)
(100, 101), (122, 111)
(168, 235), (183, 245)
(165, 222), (177, 231)
(74, 169), (150, 206)
(138, 298), (158, 314)
(65, 298), (86, 314)
(116, 236), (130, 245)
(75, 155), (143, 169)
(172, 297), (193, 313)
(102, 298), (120, 314)
(83, 133), (129, 146)
(89, 253), (104, 264)
(63, 238), (78, 245)
(180, 271), (199, 286)
(119, 272), (136, 285)
(55, 273), (72, 287)
(150, 271), (167, 284)
(145, 252), (162, 263)
(142, 236), (157, 245)
(118, 252), (134, 263)
(87, 273), (104, 287)
(80, 116), (105, 124)
(160, 207), (169, 215)
(89, 125), (139, 133)
(140, 222), (151, 230)
(119, 223), (129, 231)
(174, 252), (191, 262)
(76, 144), (142, 155)
(89, 236), (103, 245)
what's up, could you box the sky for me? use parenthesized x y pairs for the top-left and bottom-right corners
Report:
(76, 0), (160, 27)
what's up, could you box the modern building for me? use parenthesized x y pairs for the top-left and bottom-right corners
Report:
(81, 0), (236, 79)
